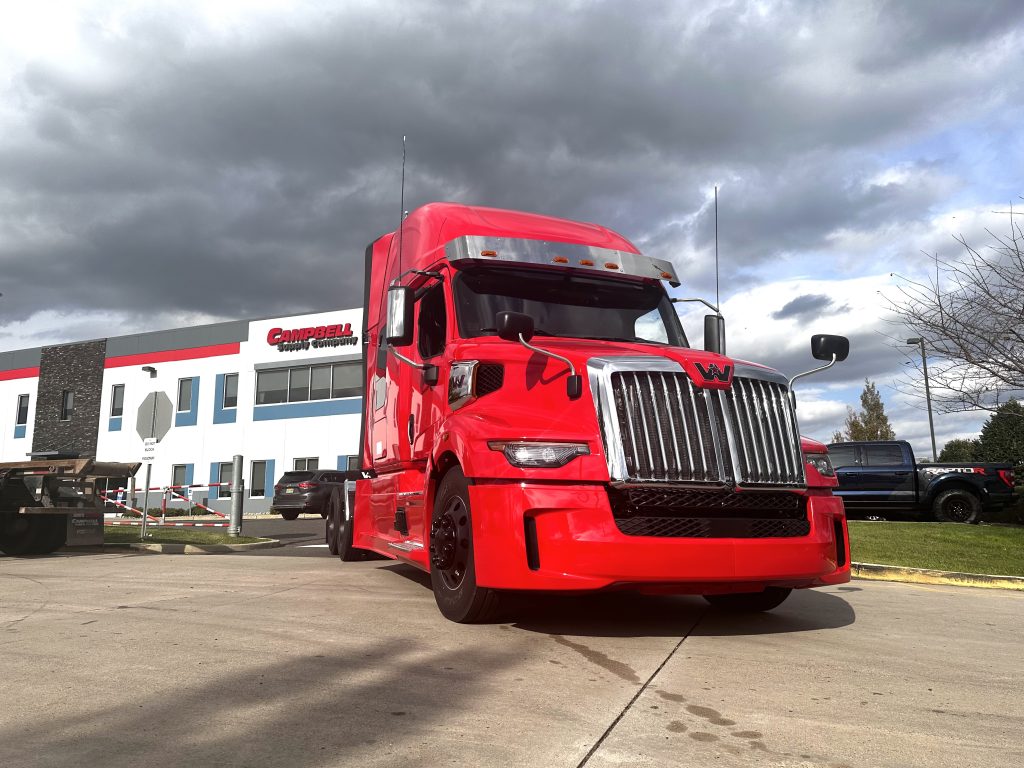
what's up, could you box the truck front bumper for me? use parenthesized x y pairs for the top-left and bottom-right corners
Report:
(470, 482), (850, 593)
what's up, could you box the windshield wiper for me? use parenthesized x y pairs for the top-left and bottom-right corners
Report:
(478, 327), (556, 337)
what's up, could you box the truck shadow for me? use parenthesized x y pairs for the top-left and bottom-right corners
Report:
(380, 563), (855, 638)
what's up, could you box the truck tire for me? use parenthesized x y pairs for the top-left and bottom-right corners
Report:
(326, 491), (341, 555)
(0, 515), (64, 556)
(703, 587), (792, 612)
(429, 467), (499, 623)
(932, 489), (981, 524)
(280, 510), (300, 521)
(337, 487), (370, 562)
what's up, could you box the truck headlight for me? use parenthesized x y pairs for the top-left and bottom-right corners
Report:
(449, 361), (479, 410)
(804, 452), (835, 477)
(488, 441), (590, 468)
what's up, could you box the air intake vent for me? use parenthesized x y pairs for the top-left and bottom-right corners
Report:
(476, 364), (504, 396)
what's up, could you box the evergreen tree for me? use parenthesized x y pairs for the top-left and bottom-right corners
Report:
(974, 399), (1024, 465)
(833, 379), (897, 441)
(938, 438), (978, 462)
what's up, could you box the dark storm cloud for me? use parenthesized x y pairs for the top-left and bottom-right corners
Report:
(772, 293), (848, 320)
(1, 0), (1022, 342)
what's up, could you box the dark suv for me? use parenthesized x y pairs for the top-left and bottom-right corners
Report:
(271, 470), (347, 520)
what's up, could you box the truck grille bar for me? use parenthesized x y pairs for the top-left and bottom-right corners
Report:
(590, 358), (805, 487)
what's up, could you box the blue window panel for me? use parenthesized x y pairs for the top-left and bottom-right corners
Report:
(175, 377), (201, 427)
(184, 464), (195, 487)
(209, 462), (220, 498)
(265, 460), (276, 496)
(252, 397), (362, 422)
(337, 455), (346, 470)
(213, 373), (237, 425)
(13, 424), (26, 439)
(108, 417), (122, 432)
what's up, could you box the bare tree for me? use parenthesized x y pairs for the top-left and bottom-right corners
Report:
(888, 204), (1024, 417)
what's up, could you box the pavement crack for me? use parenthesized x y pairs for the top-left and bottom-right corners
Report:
(575, 608), (707, 768)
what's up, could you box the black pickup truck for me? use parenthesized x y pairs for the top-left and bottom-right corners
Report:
(827, 440), (1017, 523)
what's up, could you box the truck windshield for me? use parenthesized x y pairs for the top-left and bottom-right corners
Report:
(453, 266), (688, 347)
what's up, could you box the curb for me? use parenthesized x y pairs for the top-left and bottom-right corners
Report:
(851, 562), (1024, 591)
(100, 539), (284, 555)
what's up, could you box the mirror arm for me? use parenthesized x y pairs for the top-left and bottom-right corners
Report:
(787, 354), (837, 392)
(516, 335), (576, 378)
(389, 346), (432, 370)
(672, 297), (721, 314)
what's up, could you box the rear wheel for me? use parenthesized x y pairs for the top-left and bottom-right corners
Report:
(703, 587), (792, 612)
(280, 510), (300, 521)
(933, 489), (981, 524)
(429, 467), (499, 623)
(0, 515), (65, 556)
(338, 485), (369, 562)
(326, 491), (340, 555)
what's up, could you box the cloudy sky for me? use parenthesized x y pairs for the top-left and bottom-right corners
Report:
(1, 0), (1022, 453)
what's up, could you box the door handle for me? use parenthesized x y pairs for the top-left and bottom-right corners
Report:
(407, 415), (415, 445)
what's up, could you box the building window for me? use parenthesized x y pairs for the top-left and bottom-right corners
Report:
(60, 390), (75, 421)
(288, 367), (310, 402)
(256, 370), (288, 405)
(178, 378), (193, 412)
(111, 384), (125, 417)
(16, 394), (29, 426)
(345, 455), (361, 473)
(294, 457), (319, 471)
(250, 460), (267, 497)
(256, 362), (362, 405)
(223, 374), (238, 409)
(218, 461), (234, 499)
(172, 464), (188, 488)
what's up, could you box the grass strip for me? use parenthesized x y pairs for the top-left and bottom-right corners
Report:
(105, 527), (265, 546)
(848, 521), (1024, 577)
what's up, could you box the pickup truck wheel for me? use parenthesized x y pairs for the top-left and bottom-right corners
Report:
(703, 587), (792, 612)
(280, 510), (300, 521)
(429, 468), (499, 623)
(326, 491), (340, 555)
(933, 489), (981, 524)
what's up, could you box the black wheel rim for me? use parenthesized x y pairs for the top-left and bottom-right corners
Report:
(945, 498), (971, 522)
(430, 495), (470, 590)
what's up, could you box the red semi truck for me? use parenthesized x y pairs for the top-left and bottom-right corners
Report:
(325, 202), (851, 622)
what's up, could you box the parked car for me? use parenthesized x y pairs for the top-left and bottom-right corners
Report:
(271, 470), (347, 520)
(827, 440), (1016, 523)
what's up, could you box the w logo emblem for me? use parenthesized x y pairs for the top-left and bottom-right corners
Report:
(694, 362), (732, 383)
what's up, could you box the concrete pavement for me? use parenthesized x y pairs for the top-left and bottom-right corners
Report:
(1, 548), (1021, 767)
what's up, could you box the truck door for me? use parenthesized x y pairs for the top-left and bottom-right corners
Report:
(860, 443), (916, 509)
(410, 278), (449, 464)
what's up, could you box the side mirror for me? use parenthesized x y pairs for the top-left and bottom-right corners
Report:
(386, 286), (414, 347)
(496, 311), (535, 343)
(811, 334), (849, 362)
(704, 314), (726, 355)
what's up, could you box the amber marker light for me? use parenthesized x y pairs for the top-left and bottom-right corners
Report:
(604, 262), (619, 270)
(660, 271), (673, 279)
(552, 256), (569, 264)
(579, 259), (595, 266)
(480, 250), (498, 257)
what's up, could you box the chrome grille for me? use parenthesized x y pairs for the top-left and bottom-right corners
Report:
(591, 359), (805, 487)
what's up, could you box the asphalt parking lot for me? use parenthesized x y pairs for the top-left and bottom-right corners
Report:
(2, 529), (1022, 768)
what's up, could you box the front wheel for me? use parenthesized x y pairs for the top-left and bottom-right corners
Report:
(429, 467), (499, 623)
(933, 489), (981, 524)
(703, 587), (792, 612)
(0, 515), (65, 556)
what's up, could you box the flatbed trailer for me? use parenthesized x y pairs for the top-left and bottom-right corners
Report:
(0, 459), (141, 556)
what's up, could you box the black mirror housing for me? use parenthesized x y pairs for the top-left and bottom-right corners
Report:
(704, 314), (726, 355)
(496, 311), (535, 343)
(386, 286), (414, 347)
(811, 334), (849, 362)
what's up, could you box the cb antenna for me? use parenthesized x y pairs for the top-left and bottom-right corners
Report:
(397, 135), (407, 276)
(714, 185), (720, 311)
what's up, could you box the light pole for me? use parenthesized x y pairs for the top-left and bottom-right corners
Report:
(906, 338), (937, 462)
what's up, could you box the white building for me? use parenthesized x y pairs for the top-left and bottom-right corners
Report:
(0, 308), (364, 513)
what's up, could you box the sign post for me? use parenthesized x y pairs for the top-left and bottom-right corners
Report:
(135, 391), (173, 539)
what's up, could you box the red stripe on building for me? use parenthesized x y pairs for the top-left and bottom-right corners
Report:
(0, 367), (39, 381)
(104, 342), (241, 368)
